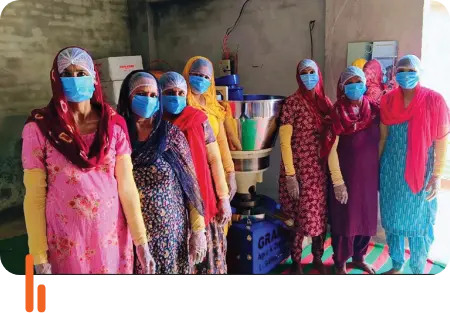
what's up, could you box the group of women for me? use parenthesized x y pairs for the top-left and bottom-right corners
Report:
(22, 47), (235, 274)
(279, 55), (449, 274)
(22, 45), (448, 275)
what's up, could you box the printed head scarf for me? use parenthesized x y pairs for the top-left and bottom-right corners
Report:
(183, 56), (226, 121)
(294, 59), (334, 158)
(117, 70), (204, 217)
(161, 71), (216, 223)
(25, 46), (128, 169)
(336, 66), (367, 100)
(381, 55), (450, 193)
(295, 59), (332, 119)
(363, 59), (385, 104)
(332, 66), (378, 136)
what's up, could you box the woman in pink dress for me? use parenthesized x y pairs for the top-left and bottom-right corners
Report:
(21, 47), (154, 274)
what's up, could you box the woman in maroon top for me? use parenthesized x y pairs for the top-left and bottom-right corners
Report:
(279, 59), (333, 274)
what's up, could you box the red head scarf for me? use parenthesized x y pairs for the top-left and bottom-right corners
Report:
(363, 59), (385, 104)
(332, 95), (378, 136)
(160, 71), (218, 224)
(381, 85), (450, 193)
(25, 46), (129, 169)
(332, 67), (379, 136)
(166, 106), (218, 225)
(295, 59), (334, 158)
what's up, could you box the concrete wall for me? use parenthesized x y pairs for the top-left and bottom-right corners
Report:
(0, 0), (132, 212)
(128, 0), (158, 69)
(139, 0), (326, 200)
(324, 0), (425, 101)
(150, 0), (325, 95)
(130, 0), (426, 200)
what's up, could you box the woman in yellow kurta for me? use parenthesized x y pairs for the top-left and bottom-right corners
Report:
(183, 57), (237, 202)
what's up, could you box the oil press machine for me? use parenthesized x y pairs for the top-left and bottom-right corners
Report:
(216, 75), (292, 274)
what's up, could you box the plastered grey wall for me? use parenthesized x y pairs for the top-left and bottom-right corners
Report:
(143, 0), (326, 200)
(0, 0), (132, 212)
(128, 0), (158, 69)
(324, 0), (425, 101)
(144, 0), (425, 200)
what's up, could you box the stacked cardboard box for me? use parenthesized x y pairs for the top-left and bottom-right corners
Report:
(94, 56), (143, 108)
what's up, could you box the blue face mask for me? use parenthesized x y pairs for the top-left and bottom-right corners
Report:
(300, 73), (319, 90)
(344, 82), (367, 101)
(396, 71), (419, 89)
(162, 95), (187, 115)
(189, 76), (211, 94)
(131, 96), (159, 119)
(382, 75), (388, 84)
(61, 76), (95, 102)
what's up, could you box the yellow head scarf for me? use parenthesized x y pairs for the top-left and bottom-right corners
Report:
(352, 58), (367, 70)
(183, 56), (227, 122)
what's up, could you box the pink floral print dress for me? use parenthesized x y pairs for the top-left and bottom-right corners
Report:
(22, 122), (134, 274)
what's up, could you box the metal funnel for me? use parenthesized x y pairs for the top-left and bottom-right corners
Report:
(223, 95), (290, 221)
(223, 95), (284, 172)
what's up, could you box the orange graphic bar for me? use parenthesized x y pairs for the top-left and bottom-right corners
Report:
(25, 254), (34, 312)
(38, 285), (46, 312)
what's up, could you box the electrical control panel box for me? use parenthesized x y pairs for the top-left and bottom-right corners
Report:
(219, 59), (231, 76)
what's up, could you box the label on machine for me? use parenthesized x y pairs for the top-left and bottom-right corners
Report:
(227, 220), (291, 275)
(256, 227), (285, 273)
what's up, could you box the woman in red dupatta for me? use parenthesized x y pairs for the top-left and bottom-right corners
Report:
(160, 71), (231, 274)
(279, 59), (333, 274)
(328, 66), (379, 274)
(379, 55), (450, 274)
(363, 59), (386, 104)
(21, 47), (153, 274)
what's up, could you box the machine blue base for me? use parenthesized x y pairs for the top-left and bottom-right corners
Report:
(227, 196), (291, 275)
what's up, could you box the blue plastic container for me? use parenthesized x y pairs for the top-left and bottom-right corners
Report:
(228, 87), (244, 101)
(215, 74), (240, 86)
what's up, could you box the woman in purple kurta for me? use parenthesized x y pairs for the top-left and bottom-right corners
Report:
(328, 66), (380, 274)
